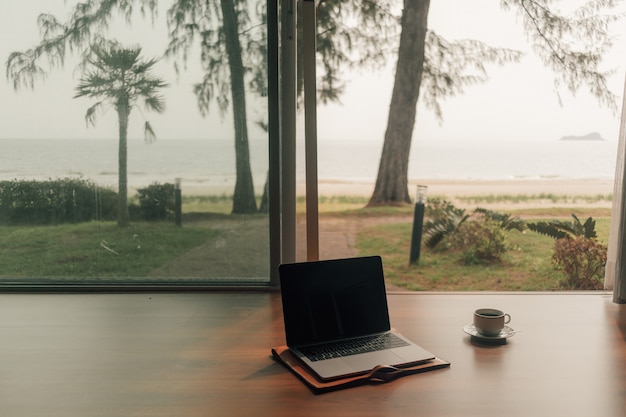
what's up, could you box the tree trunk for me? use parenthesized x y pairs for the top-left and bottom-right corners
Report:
(259, 170), (269, 213)
(221, 0), (258, 214)
(117, 97), (130, 227)
(368, 0), (431, 206)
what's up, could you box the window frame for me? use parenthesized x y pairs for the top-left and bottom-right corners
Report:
(0, 0), (285, 292)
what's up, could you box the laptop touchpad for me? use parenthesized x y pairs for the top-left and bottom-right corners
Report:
(345, 350), (404, 371)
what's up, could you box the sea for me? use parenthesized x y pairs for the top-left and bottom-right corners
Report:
(0, 137), (619, 193)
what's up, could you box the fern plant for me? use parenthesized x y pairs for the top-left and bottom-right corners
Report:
(423, 199), (469, 249)
(423, 201), (524, 249)
(475, 207), (526, 232)
(527, 214), (596, 240)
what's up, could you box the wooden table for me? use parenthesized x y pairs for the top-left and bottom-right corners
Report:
(1, 292), (625, 417)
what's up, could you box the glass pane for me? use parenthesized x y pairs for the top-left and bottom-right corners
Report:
(306, 1), (622, 291)
(0, 1), (271, 285)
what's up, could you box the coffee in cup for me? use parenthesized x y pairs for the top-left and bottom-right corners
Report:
(473, 308), (511, 336)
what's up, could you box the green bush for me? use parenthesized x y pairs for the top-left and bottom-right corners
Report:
(135, 183), (176, 221)
(527, 213), (606, 289)
(0, 178), (117, 225)
(552, 236), (607, 290)
(448, 219), (508, 265)
(423, 200), (521, 265)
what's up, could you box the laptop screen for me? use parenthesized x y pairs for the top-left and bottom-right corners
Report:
(279, 256), (391, 347)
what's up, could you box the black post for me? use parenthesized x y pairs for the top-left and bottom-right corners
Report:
(175, 178), (182, 227)
(409, 185), (427, 265)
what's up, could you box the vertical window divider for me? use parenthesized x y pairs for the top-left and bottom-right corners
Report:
(303, 0), (319, 261)
(268, 0), (281, 285)
(279, 0), (298, 269)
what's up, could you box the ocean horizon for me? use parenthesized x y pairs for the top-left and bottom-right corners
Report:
(0, 137), (619, 193)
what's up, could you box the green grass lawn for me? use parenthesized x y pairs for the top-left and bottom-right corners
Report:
(0, 194), (613, 290)
(0, 221), (215, 278)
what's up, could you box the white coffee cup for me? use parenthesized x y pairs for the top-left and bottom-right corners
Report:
(473, 308), (511, 336)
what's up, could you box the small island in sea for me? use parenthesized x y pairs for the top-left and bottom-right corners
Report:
(560, 131), (604, 141)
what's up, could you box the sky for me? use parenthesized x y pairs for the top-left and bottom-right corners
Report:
(1, 0), (625, 144)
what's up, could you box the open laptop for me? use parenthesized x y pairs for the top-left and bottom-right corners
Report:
(279, 256), (435, 381)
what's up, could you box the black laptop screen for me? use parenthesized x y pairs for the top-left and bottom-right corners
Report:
(279, 256), (391, 347)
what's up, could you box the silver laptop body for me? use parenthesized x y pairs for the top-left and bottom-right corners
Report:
(279, 256), (435, 381)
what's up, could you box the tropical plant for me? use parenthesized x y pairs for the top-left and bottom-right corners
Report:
(475, 207), (526, 232)
(74, 39), (168, 227)
(527, 214), (597, 240)
(423, 199), (469, 249)
(423, 200), (525, 250)
(423, 201), (524, 264)
(528, 214), (606, 289)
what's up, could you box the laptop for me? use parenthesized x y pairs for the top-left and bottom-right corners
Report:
(279, 255), (435, 381)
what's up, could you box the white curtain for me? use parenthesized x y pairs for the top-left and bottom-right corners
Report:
(605, 73), (626, 304)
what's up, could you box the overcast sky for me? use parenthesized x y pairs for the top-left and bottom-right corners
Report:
(1, 0), (625, 143)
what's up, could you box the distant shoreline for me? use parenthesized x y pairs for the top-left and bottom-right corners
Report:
(308, 178), (617, 209)
(560, 132), (604, 141)
(8, 176), (616, 209)
(176, 177), (616, 201)
(297, 178), (615, 197)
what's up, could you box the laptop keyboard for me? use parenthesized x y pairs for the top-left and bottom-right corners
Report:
(299, 333), (409, 362)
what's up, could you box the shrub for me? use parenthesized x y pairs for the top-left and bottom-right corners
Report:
(527, 214), (606, 289)
(552, 236), (607, 290)
(447, 219), (508, 265)
(135, 183), (176, 221)
(0, 178), (117, 225)
(423, 200), (522, 263)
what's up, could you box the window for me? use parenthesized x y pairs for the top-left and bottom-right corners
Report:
(0, 0), (277, 288)
(3, 1), (625, 296)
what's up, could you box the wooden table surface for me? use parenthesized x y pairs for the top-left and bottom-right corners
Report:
(0, 292), (624, 417)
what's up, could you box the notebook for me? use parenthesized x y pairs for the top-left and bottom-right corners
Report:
(279, 256), (435, 381)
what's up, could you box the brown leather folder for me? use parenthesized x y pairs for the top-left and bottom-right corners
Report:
(271, 345), (450, 394)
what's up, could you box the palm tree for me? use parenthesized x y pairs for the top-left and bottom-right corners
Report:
(74, 39), (168, 227)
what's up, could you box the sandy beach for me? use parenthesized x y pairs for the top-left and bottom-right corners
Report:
(308, 178), (617, 209)
(180, 177), (616, 200)
(180, 178), (615, 197)
(311, 178), (615, 197)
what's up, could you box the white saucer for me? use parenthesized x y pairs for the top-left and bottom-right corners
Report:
(463, 324), (516, 341)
